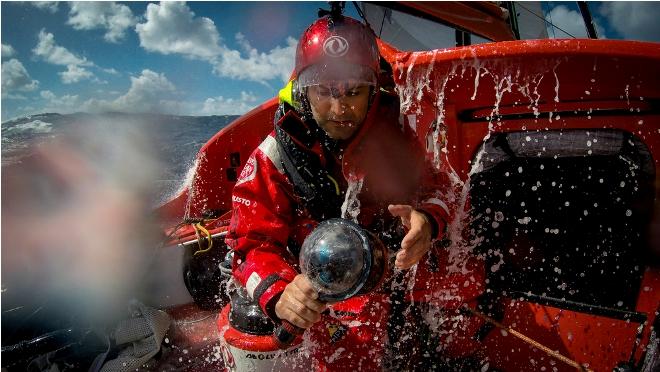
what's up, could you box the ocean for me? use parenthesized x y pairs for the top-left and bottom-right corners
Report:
(1, 111), (239, 356)
(1, 112), (239, 206)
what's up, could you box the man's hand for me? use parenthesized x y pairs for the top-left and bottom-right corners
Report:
(275, 274), (326, 329)
(388, 204), (433, 269)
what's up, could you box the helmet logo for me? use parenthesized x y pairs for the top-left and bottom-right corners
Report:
(323, 36), (349, 57)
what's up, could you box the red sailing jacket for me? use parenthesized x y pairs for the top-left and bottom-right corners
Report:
(225, 92), (483, 323)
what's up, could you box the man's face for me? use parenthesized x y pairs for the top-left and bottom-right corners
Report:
(307, 82), (371, 141)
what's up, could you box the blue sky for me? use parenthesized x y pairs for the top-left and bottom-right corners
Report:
(2, 1), (659, 121)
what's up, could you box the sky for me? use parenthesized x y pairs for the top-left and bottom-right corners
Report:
(1, 1), (659, 122)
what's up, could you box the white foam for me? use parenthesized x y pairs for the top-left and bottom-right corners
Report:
(8, 120), (53, 133)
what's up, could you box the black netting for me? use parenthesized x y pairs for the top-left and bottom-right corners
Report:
(471, 129), (655, 311)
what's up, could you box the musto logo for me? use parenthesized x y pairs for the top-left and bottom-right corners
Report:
(323, 35), (349, 57)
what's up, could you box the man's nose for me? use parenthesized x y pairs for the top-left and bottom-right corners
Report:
(329, 96), (346, 114)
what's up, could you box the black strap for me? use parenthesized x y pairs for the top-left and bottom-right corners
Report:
(252, 274), (284, 304)
(274, 106), (344, 220)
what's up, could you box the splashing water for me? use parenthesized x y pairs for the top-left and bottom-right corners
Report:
(341, 177), (364, 222)
(391, 50), (570, 360)
(183, 152), (205, 220)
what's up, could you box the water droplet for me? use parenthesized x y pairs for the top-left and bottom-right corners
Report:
(626, 209), (632, 217)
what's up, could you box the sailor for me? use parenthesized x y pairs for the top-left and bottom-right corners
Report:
(226, 13), (485, 369)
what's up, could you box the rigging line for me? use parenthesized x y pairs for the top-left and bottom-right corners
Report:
(379, 9), (386, 38)
(352, 1), (374, 34)
(516, 1), (577, 39)
(464, 306), (593, 372)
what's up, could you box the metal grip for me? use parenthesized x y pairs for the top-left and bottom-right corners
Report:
(273, 320), (304, 349)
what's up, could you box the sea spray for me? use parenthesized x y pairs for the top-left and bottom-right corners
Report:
(553, 60), (561, 103)
(391, 51), (572, 362)
(160, 155), (200, 209)
(183, 153), (205, 220)
(340, 177), (364, 222)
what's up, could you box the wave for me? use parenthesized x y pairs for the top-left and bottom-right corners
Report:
(5, 120), (53, 134)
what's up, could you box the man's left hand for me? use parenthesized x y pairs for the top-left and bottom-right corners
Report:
(388, 204), (433, 269)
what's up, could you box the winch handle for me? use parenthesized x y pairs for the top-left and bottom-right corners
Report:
(273, 320), (305, 349)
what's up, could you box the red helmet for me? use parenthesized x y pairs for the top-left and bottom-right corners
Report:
(296, 16), (379, 88)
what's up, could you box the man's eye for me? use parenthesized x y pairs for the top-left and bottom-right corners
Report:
(347, 90), (360, 96)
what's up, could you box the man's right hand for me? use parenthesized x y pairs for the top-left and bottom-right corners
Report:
(275, 274), (326, 329)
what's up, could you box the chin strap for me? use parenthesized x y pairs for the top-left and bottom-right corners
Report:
(278, 79), (314, 121)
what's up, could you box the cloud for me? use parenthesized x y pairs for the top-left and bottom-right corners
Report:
(40, 90), (80, 112)
(136, 2), (222, 59)
(59, 64), (94, 84)
(112, 70), (176, 110)
(599, 3), (660, 42)
(82, 69), (177, 113)
(201, 91), (258, 115)
(40, 90), (57, 100)
(102, 67), (120, 75)
(32, 2), (59, 13)
(2, 43), (16, 59)
(212, 34), (296, 83)
(2, 59), (39, 98)
(545, 5), (605, 39)
(33, 29), (91, 66)
(32, 30), (100, 84)
(67, 2), (138, 43)
(135, 2), (295, 83)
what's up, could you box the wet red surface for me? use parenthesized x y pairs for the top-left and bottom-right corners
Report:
(155, 303), (226, 371)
